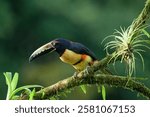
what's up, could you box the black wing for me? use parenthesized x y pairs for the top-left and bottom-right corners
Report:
(69, 41), (97, 60)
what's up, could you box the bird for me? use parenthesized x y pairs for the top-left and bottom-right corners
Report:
(29, 38), (98, 72)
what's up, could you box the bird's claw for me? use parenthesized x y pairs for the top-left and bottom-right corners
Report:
(73, 66), (93, 78)
(84, 66), (93, 76)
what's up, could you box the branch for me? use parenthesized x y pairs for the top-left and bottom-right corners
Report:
(20, 0), (150, 100)
(35, 74), (150, 99)
(132, 0), (150, 30)
(21, 72), (150, 99)
(20, 56), (150, 100)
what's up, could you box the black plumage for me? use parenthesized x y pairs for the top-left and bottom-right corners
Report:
(54, 38), (97, 60)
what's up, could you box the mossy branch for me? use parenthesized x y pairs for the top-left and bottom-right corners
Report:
(20, 55), (150, 100)
(132, 0), (150, 30)
(34, 73), (150, 99)
(20, 0), (150, 100)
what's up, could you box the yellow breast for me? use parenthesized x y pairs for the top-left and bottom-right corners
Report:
(59, 49), (81, 65)
(73, 55), (92, 71)
(59, 49), (93, 71)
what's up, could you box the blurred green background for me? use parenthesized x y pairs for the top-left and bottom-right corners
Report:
(0, 0), (150, 100)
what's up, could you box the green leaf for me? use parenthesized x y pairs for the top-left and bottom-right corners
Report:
(4, 72), (12, 86)
(80, 85), (86, 94)
(41, 91), (45, 99)
(10, 85), (43, 99)
(3, 72), (12, 100)
(102, 85), (106, 100)
(23, 88), (32, 95)
(29, 88), (36, 100)
(11, 73), (19, 91)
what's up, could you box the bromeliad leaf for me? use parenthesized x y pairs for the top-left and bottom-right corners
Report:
(143, 40), (150, 45)
(142, 29), (150, 38)
(103, 23), (150, 77)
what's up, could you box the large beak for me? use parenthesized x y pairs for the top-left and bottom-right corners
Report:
(29, 42), (56, 62)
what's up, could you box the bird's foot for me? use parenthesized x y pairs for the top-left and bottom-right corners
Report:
(84, 66), (93, 76)
(73, 71), (85, 79)
(73, 66), (93, 79)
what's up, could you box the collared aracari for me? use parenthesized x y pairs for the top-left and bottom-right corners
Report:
(29, 38), (97, 71)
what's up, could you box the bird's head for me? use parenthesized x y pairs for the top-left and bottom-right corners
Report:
(29, 38), (70, 62)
